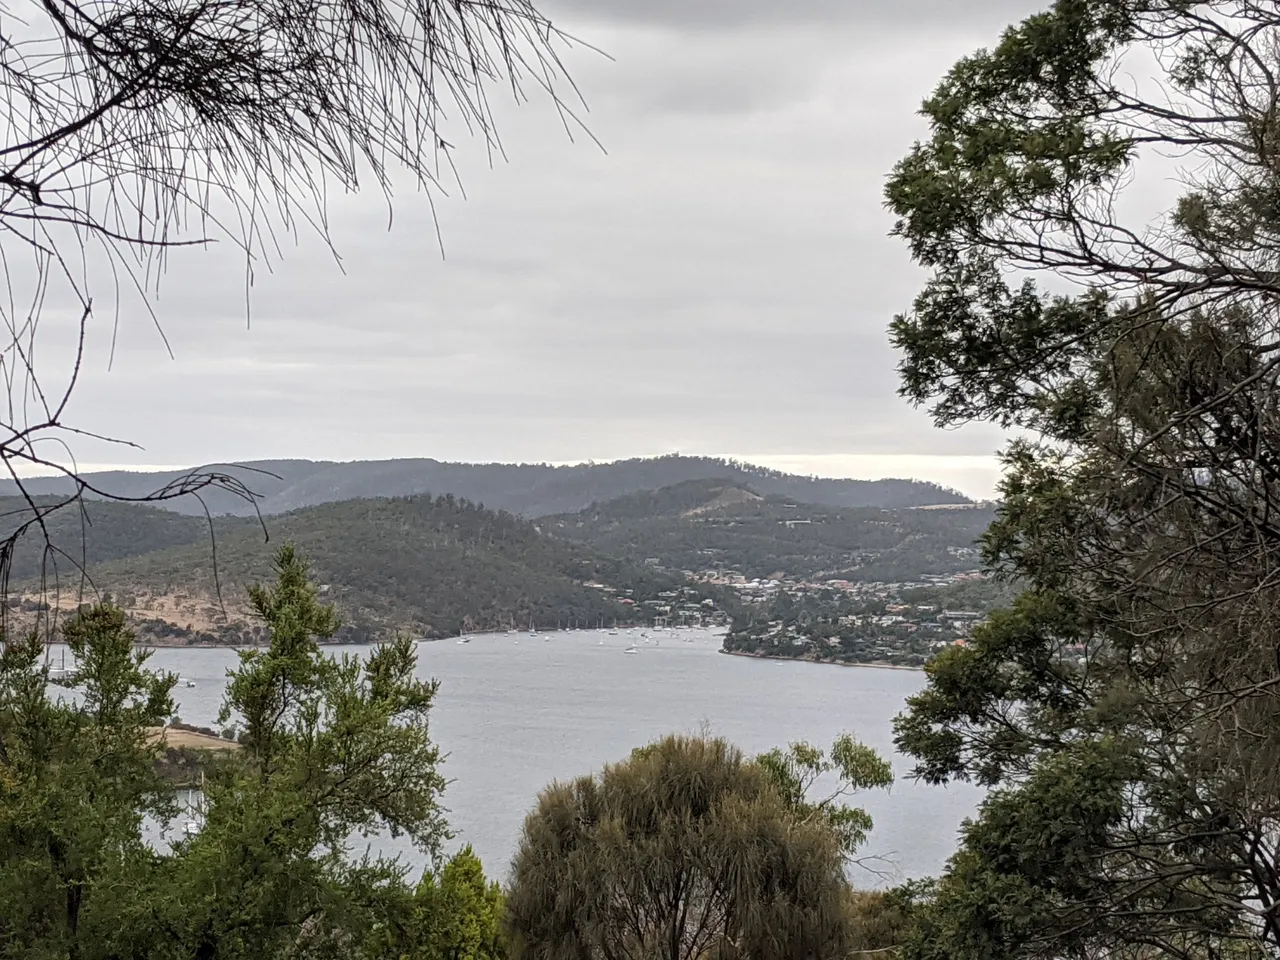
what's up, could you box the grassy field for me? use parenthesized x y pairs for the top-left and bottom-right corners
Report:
(146, 726), (241, 751)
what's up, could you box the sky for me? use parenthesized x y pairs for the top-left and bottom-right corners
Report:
(15, 0), (1049, 500)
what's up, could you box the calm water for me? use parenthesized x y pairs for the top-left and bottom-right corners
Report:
(49, 628), (981, 885)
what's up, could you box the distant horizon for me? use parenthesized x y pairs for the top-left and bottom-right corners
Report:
(7, 451), (1002, 500)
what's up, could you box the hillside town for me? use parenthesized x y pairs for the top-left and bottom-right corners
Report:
(699, 559), (1001, 668)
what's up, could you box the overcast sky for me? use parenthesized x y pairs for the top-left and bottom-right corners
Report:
(21, 0), (1048, 499)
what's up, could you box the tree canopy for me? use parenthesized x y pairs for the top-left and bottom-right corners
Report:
(886, 1), (1280, 957)
(0, 545), (507, 960)
(505, 733), (891, 960)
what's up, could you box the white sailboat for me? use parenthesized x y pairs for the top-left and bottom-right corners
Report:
(624, 644), (639, 655)
(182, 773), (206, 836)
(47, 649), (73, 683)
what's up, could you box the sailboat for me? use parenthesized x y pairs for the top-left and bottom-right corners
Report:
(47, 649), (73, 683)
(182, 772), (206, 836)
(624, 644), (639, 655)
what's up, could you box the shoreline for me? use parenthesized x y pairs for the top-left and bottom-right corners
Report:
(129, 628), (725, 650)
(720, 649), (924, 672)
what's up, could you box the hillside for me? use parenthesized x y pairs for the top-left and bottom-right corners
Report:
(0, 496), (208, 585)
(22, 495), (719, 644)
(546, 480), (996, 582)
(0, 455), (970, 518)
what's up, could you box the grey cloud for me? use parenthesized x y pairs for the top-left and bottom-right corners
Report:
(11, 10), (1015, 493)
(542, 0), (1046, 30)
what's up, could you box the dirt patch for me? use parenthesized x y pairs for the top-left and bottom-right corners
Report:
(683, 486), (762, 516)
(146, 726), (241, 751)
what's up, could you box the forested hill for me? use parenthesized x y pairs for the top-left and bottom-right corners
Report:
(0, 496), (210, 586)
(547, 480), (996, 582)
(0, 455), (970, 518)
(14, 495), (716, 645)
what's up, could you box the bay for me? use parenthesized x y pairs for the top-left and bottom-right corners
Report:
(48, 627), (981, 886)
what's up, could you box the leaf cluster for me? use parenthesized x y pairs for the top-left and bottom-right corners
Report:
(0, 546), (479, 960)
(505, 734), (864, 960)
(886, 1), (1280, 957)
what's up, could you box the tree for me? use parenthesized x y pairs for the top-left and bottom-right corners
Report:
(142, 545), (449, 960)
(0, 0), (583, 599)
(0, 605), (174, 960)
(884, 1), (1280, 957)
(504, 734), (871, 960)
(0, 545), (481, 960)
(754, 734), (894, 864)
(408, 846), (506, 960)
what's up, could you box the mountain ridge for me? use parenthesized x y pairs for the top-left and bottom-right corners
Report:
(547, 479), (995, 582)
(0, 455), (970, 518)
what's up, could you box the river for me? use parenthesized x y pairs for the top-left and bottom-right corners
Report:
(50, 626), (982, 886)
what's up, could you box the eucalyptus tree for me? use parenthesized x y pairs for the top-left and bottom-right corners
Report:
(754, 733), (894, 864)
(884, 1), (1280, 957)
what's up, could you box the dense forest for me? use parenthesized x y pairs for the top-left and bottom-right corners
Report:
(16, 494), (722, 644)
(3, 480), (989, 647)
(0, 455), (971, 518)
(546, 479), (994, 581)
(0, 496), (210, 584)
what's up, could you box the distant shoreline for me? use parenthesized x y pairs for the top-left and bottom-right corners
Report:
(133, 639), (362, 649)
(720, 649), (924, 672)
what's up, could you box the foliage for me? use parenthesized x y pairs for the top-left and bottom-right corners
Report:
(898, 577), (1019, 613)
(149, 546), (449, 960)
(505, 734), (868, 960)
(409, 846), (506, 960)
(0, 497), (208, 586)
(26, 495), (722, 643)
(886, 0), (1280, 956)
(844, 886), (924, 959)
(163, 546), (451, 960)
(0, 546), (494, 960)
(754, 734), (894, 861)
(0, 606), (174, 960)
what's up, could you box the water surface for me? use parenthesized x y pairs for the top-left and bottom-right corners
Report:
(52, 628), (981, 884)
